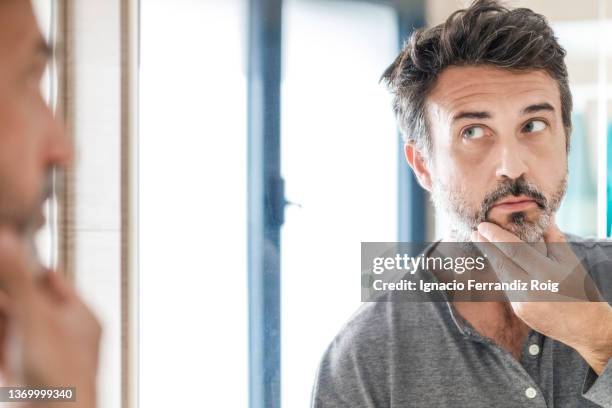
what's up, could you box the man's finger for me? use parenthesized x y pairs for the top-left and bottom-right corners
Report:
(477, 222), (522, 243)
(543, 221), (579, 265)
(472, 231), (530, 283)
(477, 222), (550, 275)
(542, 219), (566, 243)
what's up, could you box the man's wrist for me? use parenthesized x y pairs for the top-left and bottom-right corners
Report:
(573, 304), (612, 375)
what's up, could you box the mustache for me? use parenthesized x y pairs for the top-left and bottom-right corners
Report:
(479, 176), (547, 221)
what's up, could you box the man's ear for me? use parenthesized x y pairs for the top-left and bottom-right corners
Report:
(404, 143), (432, 191)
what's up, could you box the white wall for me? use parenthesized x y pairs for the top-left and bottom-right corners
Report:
(69, 2), (123, 407)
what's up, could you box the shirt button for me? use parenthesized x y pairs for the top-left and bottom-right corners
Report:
(528, 344), (540, 356)
(525, 387), (537, 399)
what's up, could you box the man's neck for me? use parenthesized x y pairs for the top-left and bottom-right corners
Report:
(439, 231), (531, 360)
(453, 301), (530, 361)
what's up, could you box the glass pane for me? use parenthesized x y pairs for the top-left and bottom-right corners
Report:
(281, 1), (398, 406)
(552, 18), (602, 237)
(139, 0), (248, 406)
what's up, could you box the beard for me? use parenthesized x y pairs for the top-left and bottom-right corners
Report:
(431, 173), (567, 243)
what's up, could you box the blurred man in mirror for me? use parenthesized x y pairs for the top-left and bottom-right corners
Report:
(0, 1), (100, 407)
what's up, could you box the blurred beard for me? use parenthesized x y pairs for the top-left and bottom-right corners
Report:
(0, 170), (54, 237)
(431, 173), (567, 243)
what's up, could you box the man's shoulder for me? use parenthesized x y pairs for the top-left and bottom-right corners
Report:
(329, 300), (395, 349)
(310, 302), (389, 406)
(312, 297), (451, 406)
(312, 300), (427, 406)
(321, 296), (444, 363)
(564, 232), (585, 241)
(563, 232), (612, 259)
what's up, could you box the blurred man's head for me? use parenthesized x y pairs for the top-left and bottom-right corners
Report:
(0, 0), (71, 236)
(382, 0), (570, 242)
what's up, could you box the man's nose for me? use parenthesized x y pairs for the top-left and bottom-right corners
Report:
(44, 114), (73, 168)
(494, 139), (528, 180)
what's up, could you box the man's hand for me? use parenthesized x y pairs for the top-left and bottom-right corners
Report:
(473, 221), (612, 375)
(0, 228), (101, 408)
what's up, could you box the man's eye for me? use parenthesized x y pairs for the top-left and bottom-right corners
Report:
(461, 126), (485, 140)
(522, 119), (547, 133)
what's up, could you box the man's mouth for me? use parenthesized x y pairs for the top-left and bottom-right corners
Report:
(490, 195), (541, 213)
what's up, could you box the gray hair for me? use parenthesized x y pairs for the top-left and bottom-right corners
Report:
(381, 0), (572, 155)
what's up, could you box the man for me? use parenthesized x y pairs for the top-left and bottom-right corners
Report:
(312, 1), (612, 407)
(0, 1), (100, 407)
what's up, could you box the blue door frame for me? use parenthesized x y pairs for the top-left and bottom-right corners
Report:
(246, 1), (426, 407)
(247, 0), (283, 407)
(397, 4), (427, 242)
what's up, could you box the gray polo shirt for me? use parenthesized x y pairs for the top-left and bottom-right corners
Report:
(311, 240), (612, 407)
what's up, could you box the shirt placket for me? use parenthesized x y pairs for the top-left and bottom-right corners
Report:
(446, 301), (550, 407)
(520, 330), (554, 406)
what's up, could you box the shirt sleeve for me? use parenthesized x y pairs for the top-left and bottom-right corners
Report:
(310, 335), (378, 408)
(582, 358), (612, 407)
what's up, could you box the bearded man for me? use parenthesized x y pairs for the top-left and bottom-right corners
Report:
(312, 1), (612, 407)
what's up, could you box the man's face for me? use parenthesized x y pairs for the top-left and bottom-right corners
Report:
(420, 65), (568, 242)
(0, 0), (71, 235)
